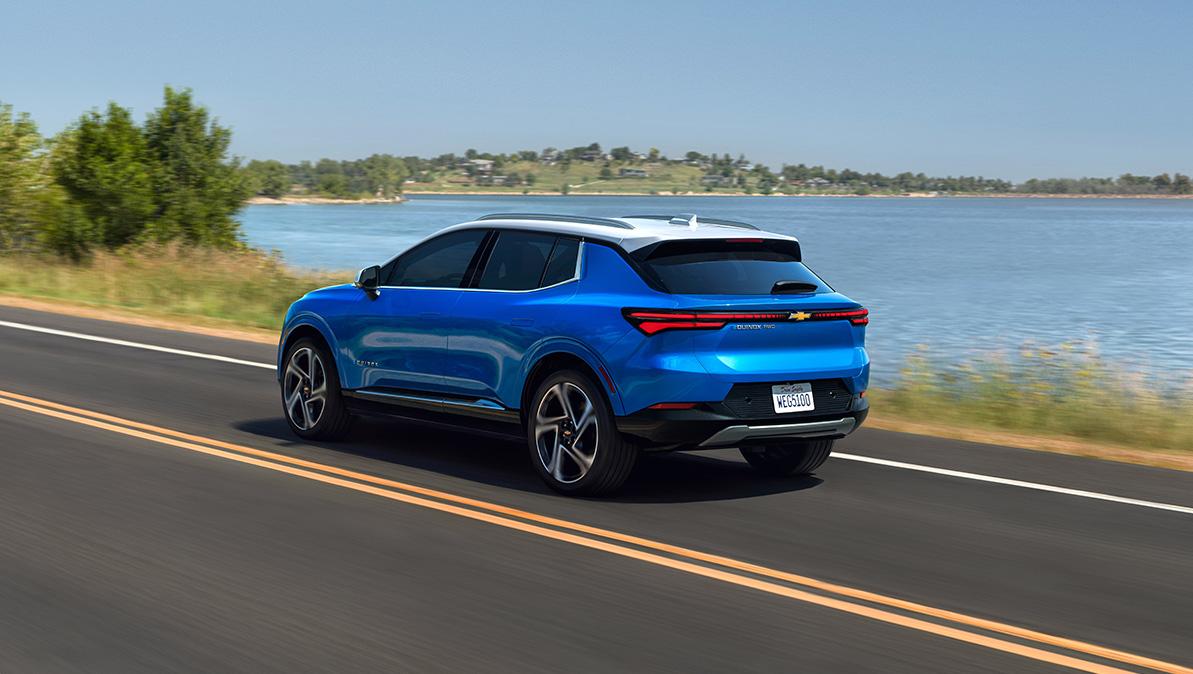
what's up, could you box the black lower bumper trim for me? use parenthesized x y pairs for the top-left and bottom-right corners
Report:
(616, 405), (868, 450)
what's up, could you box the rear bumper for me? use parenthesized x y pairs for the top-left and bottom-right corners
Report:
(615, 402), (868, 450)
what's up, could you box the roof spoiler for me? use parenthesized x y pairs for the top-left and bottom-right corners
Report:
(621, 214), (760, 231)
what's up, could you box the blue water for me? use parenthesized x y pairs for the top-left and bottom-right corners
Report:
(238, 195), (1193, 382)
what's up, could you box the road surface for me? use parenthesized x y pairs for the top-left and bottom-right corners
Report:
(1, 305), (1190, 673)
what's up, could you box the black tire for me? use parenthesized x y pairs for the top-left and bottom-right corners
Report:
(740, 438), (834, 476)
(527, 369), (637, 496)
(280, 337), (352, 441)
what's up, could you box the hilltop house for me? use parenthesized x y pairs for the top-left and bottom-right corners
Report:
(619, 168), (649, 178)
(701, 174), (735, 187)
(455, 158), (493, 175)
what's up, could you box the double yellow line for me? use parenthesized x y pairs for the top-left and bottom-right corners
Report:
(0, 387), (1187, 674)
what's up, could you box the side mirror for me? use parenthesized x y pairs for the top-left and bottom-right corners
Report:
(354, 265), (381, 297)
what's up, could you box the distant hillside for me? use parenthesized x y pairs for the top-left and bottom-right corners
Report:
(243, 144), (1192, 199)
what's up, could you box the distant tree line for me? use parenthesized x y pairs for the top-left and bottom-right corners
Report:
(0, 88), (249, 260)
(246, 155), (410, 199)
(256, 142), (1190, 197)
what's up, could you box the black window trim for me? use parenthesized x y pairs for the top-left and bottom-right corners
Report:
(380, 228), (494, 290)
(381, 227), (583, 293)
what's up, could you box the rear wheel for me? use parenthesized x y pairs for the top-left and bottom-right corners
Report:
(281, 337), (352, 440)
(740, 438), (833, 476)
(528, 370), (637, 496)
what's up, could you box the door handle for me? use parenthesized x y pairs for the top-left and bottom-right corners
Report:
(511, 318), (534, 327)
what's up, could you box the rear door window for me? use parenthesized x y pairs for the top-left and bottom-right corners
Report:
(477, 231), (557, 290)
(634, 239), (825, 295)
(387, 229), (488, 288)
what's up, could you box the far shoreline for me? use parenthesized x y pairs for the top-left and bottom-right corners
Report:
(247, 192), (1193, 204)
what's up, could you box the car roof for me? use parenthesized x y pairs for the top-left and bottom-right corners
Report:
(435, 213), (797, 253)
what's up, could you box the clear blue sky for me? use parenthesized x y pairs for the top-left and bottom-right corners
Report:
(3, 0), (1191, 180)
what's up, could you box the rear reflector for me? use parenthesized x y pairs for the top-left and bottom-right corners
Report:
(623, 307), (868, 334)
(648, 402), (699, 410)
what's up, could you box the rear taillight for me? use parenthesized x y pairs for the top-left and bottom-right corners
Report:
(623, 307), (868, 334)
(817, 308), (869, 326)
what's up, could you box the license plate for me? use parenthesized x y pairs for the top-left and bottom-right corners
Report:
(772, 383), (815, 413)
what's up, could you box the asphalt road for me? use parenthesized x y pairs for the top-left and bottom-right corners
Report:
(1, 304), (1191, 673)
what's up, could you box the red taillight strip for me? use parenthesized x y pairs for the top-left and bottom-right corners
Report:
(811, 308), (869, 326)
(623, 307), (868, 334)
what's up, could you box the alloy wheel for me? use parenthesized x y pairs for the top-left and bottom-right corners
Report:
(283, 346), (328, 431)
(534, 382), (599, 484)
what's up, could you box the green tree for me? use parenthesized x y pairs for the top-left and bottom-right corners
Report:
(244, 159), (291, 198)
(51, 102), (156, 248)
(1174, 173), (1192, 194)
(317, 172), (351, 197)
(610, 146), (633, 161)
(361, 153), (409, 198)
(599, 166), (613, 179)
(141, 87), (250, 246)
(0, 104), (49, 252)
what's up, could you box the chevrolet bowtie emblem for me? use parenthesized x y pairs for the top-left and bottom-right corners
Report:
(790, 311), (812, 321)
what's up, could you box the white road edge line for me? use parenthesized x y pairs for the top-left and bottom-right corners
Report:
(833, 453), (1193, 515)
(0, 320), (276, 370)
(3, 317), (1191, 516)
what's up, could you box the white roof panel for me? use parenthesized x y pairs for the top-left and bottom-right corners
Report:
(438, 213), (796, 253)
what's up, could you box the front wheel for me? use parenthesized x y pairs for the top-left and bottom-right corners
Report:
(740, 438), (834, 476)
(281, 337), (352, 440)
(528, 370), (637, 496)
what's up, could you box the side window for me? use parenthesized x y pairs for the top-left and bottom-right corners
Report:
(540, 236), (580, 287)
(477, 231), (558, 290)
(386, 229), (487, 288)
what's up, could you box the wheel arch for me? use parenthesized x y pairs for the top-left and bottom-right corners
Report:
(278, 316), (341, 384)
(520, 345), (624, 426)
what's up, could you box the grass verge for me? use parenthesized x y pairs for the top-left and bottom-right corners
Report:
(873, 345), (1193, 465)
(0, 246), (342, 333)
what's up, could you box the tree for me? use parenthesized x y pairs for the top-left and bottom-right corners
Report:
(141, 87), (250, 246)
(317, 172), (351, 197)
(1174, 173), (1192, 194)
(244, 159), (291, 198)
(361, 153), (409, 197)
(51, 102), (156, 248)
(599, 166), (613, 179)
(1152, 173), (1172, 190)
(610, 146), (632, 161)
(0, 104), (50, 252)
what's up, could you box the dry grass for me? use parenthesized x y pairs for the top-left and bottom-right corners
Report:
(0, 245), (342, 331)
(874, 343), (1193, 454)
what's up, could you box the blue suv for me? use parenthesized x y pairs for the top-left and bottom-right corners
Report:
(278, 213), (870, 495)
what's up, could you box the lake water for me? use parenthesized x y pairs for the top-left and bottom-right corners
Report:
(238, 195), (1193, 382)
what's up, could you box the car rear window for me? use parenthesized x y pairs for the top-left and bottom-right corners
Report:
(634, 239), (826, 295)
